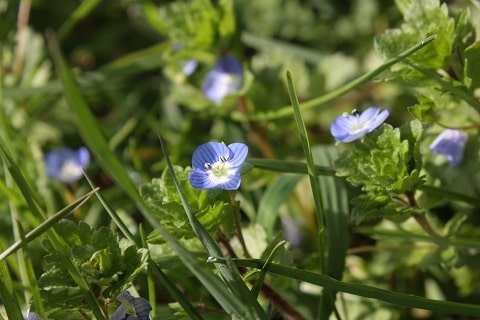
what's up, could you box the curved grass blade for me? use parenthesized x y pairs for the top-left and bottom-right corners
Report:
(230, 259), (480, 318)
(229, 35), (437, 122)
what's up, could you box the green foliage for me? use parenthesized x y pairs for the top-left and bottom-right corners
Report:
(140, 166), (232, 242)
(145, 0), (235, 50)
(2, 0), (480, 319)
(335, 121), (425, 221)
(376, 0), (454, 71)
(38, 220), (148, 313)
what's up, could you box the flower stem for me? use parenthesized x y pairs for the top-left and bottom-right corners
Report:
(227, 190), (251, 258)
(405, 191), (441, 238)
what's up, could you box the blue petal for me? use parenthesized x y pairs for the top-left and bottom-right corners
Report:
(227, 143), (248, 167)
(109, 303), (128, 320)
(364, 108), (389, 133)
(77, 147), (91, 167)
(116, 291), (136, 303)
(330, 116), (355, 142)
(215, 56), (243, 76)
(45, 147), (90, 183)
(429, 129), (468, 167)
(132, 297), (152, 320)
(189, 169), (217, 190)
(192, 142), (229, 170)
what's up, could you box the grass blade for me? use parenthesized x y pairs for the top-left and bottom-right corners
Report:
(0, 188), (98, 262)
(231, 259), (480, 318)
(0, 247), (23, 320)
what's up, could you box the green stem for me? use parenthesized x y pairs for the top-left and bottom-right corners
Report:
(228, 190), (251, 258)
(227, 35), (438, 122)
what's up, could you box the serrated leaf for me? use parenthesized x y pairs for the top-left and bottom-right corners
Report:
(464, 41), (480, 90)
(140, 166), (231, 241)
(376, 0), (454, 75)
(350, 194), (420, 222)
(39, 220), (148, 311)
(408, 95), (436, 122)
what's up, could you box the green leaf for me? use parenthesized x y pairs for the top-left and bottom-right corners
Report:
(256, 174), (303, 238)
(464, 41), (480, 90)
(140, 166), (231, 242)
(376, 0), (454, 72)
(39, 220), (148, 306)
(335, 123), (423, 194)
(407, 95), (436, 122)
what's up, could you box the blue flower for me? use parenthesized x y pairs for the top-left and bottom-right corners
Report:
(110, 291), (152, 320)
(330, 107), (389, 142)
(189, 142), (248, 190)
(181, 59), (198, 76)
(429, 129), (468, 167)
(45, 147), (90, 183)
(202, 55), (243, 105)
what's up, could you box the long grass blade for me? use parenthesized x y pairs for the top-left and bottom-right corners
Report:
(0, 188), (98, 262)
(230, 259), (480, 317)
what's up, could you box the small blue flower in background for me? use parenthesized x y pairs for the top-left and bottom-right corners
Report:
(429, 129), (468, 167)
(110, 291), (152, 320)
(45, 147), (90, 183)
(189, 142), (248, 190)
(202, 55), (243, 105)
(181, 59), (198, 76)
(330, 107), (389, 143)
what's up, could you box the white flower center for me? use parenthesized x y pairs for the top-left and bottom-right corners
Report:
(58, 160), (83, 182)
(205, 156), (236, 183)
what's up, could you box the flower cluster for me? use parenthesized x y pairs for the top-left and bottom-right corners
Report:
(429, 129), (468, 167)
(44, 147), (90, 183)
(189, 142), (248, 190)
(110, 291), (152, 320)
(202, 55), (243, 105)
(330, 107), (389, 142)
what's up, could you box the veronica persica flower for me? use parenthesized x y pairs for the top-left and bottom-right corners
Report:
(181, 59), (198, 76)
(110, 291), (152, 320)
(189, 142), (248, 190)
(330, 107), (389, 142)
(202, 55), (243, 105)
(429, 129), (468, 167)
(45, 147), (90, 183)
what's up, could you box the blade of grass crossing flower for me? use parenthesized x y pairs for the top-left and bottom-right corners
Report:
(158, 133), (269, 320)
(47, 32), (245, 319)
(0, 247), (23, 320)
(313, 146), (349, 320)
(256, 174), (303, 238)
(286, 71), (326, 271)
(229, 259), (480, 317)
